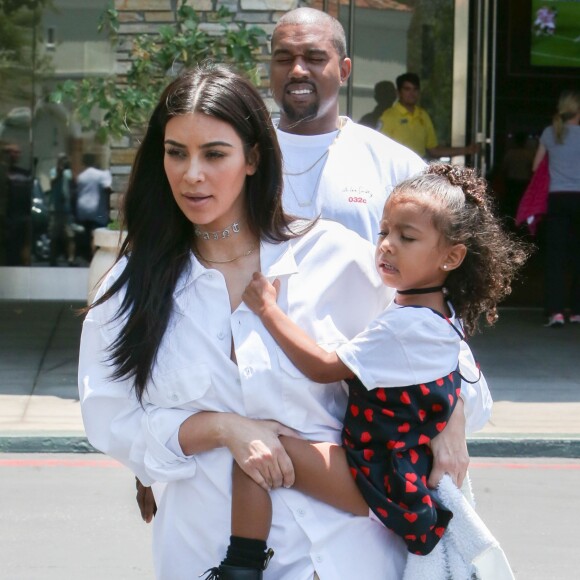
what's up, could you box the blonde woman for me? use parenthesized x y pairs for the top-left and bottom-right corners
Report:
(533, 90), (580, 327)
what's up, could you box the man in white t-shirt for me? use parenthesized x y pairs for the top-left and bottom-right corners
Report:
(271, 8), (425, 242)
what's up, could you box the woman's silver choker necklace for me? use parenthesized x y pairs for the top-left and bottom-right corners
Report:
(193, 221), (241, 241)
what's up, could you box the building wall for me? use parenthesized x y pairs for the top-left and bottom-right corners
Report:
(108, 0), (298, 198)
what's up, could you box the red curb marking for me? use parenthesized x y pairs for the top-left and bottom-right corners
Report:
(0, 458), (121, 467)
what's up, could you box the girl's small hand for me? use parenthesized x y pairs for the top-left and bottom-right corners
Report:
(242, 272), (280, 318)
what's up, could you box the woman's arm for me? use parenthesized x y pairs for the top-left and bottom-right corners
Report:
(243, 272), (353, 383)
(178, 411), (298, 491)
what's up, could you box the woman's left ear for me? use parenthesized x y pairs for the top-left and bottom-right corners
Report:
(247, 144), (260, 176)
(442, 243), (467, 272)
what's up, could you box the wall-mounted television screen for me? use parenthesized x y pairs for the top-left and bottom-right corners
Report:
(530, 0), (580, 67)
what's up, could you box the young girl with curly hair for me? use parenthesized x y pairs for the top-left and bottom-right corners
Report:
(204, 163), (527, 580)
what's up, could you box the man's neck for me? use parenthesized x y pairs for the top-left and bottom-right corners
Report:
(400, 102), (416, 114)
(278, 114), (343, 136)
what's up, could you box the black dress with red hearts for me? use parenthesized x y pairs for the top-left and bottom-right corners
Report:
(342, 370), (461, 555)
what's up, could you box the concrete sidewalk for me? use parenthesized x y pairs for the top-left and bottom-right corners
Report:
(0, 300), (579, 455)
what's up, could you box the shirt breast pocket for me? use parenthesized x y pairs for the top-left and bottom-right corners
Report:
(145, 363), (212, 408)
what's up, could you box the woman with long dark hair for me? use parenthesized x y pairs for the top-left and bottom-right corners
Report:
(78, 64), (490, 580)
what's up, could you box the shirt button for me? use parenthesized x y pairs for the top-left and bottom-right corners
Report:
(217, 331), (225, 340)
(243, 367), (253, 378)
(170, 393), (179, 402)
(206, 272), (214, 280)
(297, 508), (306, 517)
(315, 554), (323, 563)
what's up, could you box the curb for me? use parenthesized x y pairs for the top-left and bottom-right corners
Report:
(0, 436), (98, 453)
(1, 435), (580, 457)
(467, 437), (580, 458)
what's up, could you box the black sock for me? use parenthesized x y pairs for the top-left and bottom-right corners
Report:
(222, 536), (269, 569)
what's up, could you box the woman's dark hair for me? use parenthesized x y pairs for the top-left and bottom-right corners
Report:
(389, 163), (531, 336)
(91, 63), (295, 402)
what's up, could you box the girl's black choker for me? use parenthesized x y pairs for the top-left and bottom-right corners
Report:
(397, 285), (445, 296)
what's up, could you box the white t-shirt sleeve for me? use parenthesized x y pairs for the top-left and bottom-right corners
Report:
(336, 304), (461, 390)
(458, 341), (493, 433)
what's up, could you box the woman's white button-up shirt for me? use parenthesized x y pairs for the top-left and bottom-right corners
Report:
(79, 219), (491, 580)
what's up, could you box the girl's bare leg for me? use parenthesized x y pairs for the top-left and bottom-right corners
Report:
(230, 436), (368, 541)
(279, 435), (368, 516)
(231, 462), (272, 540)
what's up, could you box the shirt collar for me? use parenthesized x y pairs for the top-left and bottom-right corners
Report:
(394, 101), (418, 117)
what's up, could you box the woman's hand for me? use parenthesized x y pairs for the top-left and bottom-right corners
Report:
(242, 272), (280, 317)
(428, 398), (469, 489)
(221, 414), (300, 492)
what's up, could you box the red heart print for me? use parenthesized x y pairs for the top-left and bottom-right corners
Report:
(381, 408), (395, 417)
(436, 421), (447, 432)
(404, 534), (417, 541)
(436, 378), (444, 386)
(420, 534), (427, 543)
(361, 432), (372, 443)
(349, 467), (357, 479)
(405, 481), (418, 493)
(418, 434), (431, 445)
(363, 449), (375, 461)
(405, 473), (418, 482)
(420, 384), (430, 396)
(400, 391), (411, 405)
(361, 466), (370, 477)
(409, 449), (419, 464)
(418, 409), (426, 421)
(432, 404), (443, 412)
(448, 394), (454, 405)
(376, 388), (387, 401)
(377, 507), (388, 518)
(434, 527), (445, 538)
(398, 422), (410, 433)
(422, 495), (432, 507)
(364, 408), (374, 422)
(350, 404), (359, 416)
(404, 512), (418, 523)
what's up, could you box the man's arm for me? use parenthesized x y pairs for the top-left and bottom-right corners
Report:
(242, 272), (353, 383)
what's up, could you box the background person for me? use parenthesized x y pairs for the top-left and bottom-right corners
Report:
(377, 72), (479, 161)
(47, 153), (76, 266)
(532, 89), (580, 327)
(75, 152), (112, 260)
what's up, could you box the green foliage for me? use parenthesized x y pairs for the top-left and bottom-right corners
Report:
(50, 0), (266, 143)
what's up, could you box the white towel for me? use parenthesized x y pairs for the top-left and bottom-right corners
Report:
(402, 473), (515, 580)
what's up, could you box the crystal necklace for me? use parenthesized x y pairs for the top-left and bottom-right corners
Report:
(193, 220), (241, 241)
(283, 119), (345, 208)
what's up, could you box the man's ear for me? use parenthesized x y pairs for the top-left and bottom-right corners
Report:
(246, 144), (260, 176)
(442, 243), (467, 272)
(339, 57), (352, 85)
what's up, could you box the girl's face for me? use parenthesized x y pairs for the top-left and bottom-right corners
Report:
(375, 198), (453, 291)
(164, 113), (257, 230)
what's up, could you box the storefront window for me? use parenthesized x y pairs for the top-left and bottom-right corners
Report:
(0, 0), (113, 268)
(307, 0), (455, 150)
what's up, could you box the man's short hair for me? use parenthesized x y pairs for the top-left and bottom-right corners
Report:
(396, 72), (421, 91)
(273, 7), (347, 59)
